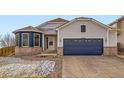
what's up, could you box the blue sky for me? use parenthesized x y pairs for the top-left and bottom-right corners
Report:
(0, 15), (121, 35)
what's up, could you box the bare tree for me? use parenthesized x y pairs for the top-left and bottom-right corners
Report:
(0, 33), (15, 48)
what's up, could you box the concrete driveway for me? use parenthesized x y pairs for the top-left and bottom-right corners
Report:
(62, 56), (124, 78)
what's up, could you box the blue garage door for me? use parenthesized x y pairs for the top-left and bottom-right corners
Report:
(63, 38), (103, 55)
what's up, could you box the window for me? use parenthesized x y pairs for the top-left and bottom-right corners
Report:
(34, 33), (40, 46)
(49, 41), (53, 46)
(22, 33), (29, 47)
(81, 25), (86, 32)
(16, 34), (19, 46)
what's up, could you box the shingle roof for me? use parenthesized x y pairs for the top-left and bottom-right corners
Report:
(18, 26), (36, 30)
(48, 18), (69, 22)
(75, 17), (92, 20)
(13, 26), (43, 33)
(109, 16), (124, 26)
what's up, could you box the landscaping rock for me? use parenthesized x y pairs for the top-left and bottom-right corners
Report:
(0, 57), (56, 77)
(35, 60), (55, 75)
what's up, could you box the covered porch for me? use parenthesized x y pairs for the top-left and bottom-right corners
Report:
(43, 35), (57, 53)
(41, 28), (58, 55)
(39, 34), (58, 57)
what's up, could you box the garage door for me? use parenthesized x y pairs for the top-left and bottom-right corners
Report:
(63, 38), (103, 55)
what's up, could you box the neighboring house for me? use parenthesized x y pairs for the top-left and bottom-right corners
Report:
(109, 16), (124, 52)
(13, 17), (117, 56)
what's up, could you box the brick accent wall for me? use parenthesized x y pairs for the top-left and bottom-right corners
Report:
(57, 47), (63, 55)
(15, 47), (42, 56)
(104, 47), (117, 56)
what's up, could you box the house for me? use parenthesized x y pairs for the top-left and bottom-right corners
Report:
(13, 17), (117, 56)
(109, 16), (124, 52)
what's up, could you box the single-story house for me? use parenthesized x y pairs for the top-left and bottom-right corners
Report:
(13, 17), (118, 56)
(109, 16), (124, 52)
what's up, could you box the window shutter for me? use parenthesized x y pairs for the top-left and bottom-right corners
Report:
(29, 32), (34, 47)
(19, 32), (22, 47)
(40, 33), (42, 47)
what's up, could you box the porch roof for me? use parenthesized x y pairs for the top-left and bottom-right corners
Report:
(13, 26), (44, 34)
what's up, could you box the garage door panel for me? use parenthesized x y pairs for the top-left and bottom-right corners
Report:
(63, 38), (103, 55)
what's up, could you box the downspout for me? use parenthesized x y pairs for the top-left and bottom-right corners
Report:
(106, 29), (110, 55)
(57, 30), (59, 47)
(107, 29), (109, 47)
(115, 30), (118, 48)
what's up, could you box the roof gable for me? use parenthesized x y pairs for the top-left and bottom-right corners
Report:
(56, 17), (112, 30)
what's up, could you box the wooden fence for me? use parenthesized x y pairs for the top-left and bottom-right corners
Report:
(0, 46), (15, 56)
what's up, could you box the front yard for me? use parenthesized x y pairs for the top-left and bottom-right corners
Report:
(0, 56), (62, 78)
(1, 54), (124, 78)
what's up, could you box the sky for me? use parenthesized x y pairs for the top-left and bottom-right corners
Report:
(0, 15), (121, 35)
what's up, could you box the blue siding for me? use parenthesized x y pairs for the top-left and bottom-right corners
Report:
(17, 32), (42, 48)
(29, 32), (34, 47)
(40, 33), (42, 47)
(19, 32), (22, 47)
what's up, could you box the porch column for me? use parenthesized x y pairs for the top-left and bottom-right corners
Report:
(42, 34), (45, 51)
(107, 30), (109, 47)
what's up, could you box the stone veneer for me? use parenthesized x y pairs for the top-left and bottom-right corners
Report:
(57, 47), (117, 56)
(57, 47), (63, 56)
(16, 47), (117, 56)
(15, 47), (42, 56)
(104, 47), (117, 56)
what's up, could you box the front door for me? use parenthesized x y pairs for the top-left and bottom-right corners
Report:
(47, 36), (55, 50)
